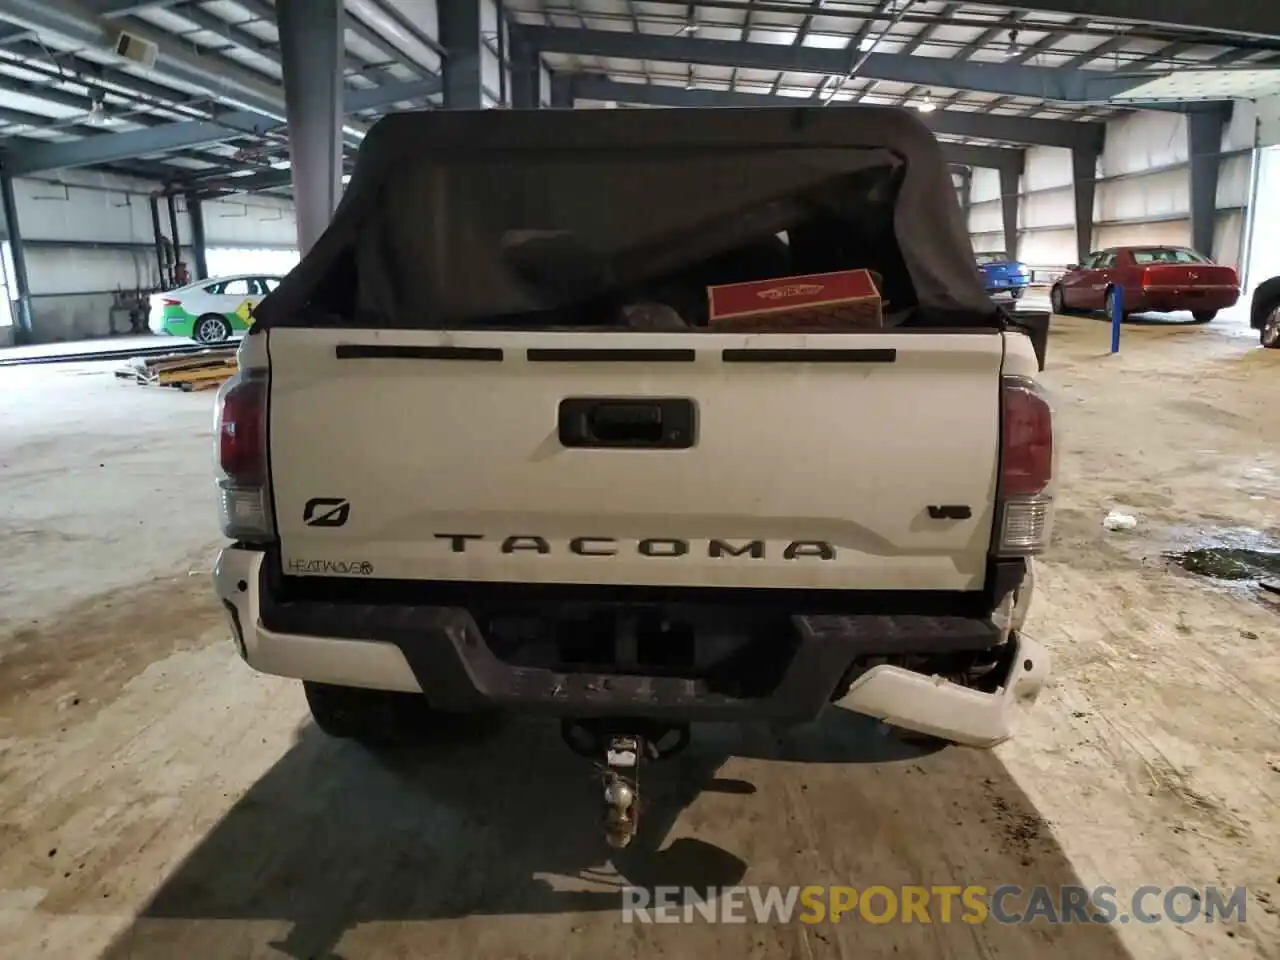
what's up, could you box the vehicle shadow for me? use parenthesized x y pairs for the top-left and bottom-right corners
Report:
(98, 708), (1135, 960)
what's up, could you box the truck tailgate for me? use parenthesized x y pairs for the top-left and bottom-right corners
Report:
(266, 327), (1004, 592)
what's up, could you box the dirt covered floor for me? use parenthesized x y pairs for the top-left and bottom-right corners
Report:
(0, 315), (1277, 960)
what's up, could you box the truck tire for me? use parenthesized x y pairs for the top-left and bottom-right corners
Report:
(1009, 287), (1024, 301)
(303, 681), (435, 746)
(1191, 310), (1217, 324)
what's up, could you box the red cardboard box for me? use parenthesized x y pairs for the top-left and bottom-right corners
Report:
(707, 268), (883, 330)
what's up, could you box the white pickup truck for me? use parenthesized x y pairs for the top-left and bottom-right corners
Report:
(212, 106), (1055, 845)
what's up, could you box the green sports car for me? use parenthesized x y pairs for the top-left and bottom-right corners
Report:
(148, 274), (283, 344)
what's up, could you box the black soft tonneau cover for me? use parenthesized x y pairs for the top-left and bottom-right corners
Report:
(252, 105), (1000, 331)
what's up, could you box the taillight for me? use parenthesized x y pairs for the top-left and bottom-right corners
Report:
(218, 377), (266, 483)
(214, 372), (274, 541)
(997, 376), (1054, 556)
(162, 298), (180, 306)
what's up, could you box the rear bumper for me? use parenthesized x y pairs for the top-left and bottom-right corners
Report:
(147, 305), (168, 335)
(1129, 286), (1239, 313)
(983, 276), (1031, 291)
(214, 547), (1048, 748)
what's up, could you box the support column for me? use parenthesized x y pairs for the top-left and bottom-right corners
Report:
(166, 194), (182, 265)
(510, 32), (540, 109)
(959, 173), (972, 234)
(549, 73), (573, 110)
(0, 168), (33, 344)
(439, 0), (484, 109)
(1187, 104), (1231, 258)
(187, 196), (209, 281)
(277, 0), (344, 254)
(1071, 146), (1099, 265)
(998, 166), (1020, 259)
(149, 194), (169, 288)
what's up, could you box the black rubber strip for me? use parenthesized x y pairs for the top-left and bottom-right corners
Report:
(526, 348), (696, 362)
(721, 348), (898, 363)
(335, 344), (503, 361)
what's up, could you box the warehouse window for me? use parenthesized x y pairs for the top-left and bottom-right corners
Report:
(205, 247), (300, 279)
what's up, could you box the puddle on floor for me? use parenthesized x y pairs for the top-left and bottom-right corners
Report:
(1166, 547), (1280, 581)
(1161, 527), (1280, 587)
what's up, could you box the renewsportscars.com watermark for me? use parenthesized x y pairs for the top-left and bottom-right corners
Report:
(621, 885), (1249, 925)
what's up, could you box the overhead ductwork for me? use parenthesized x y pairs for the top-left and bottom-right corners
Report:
(0, 0), (290, 120)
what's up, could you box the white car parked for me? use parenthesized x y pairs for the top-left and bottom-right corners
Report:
(149, 274), (284, 344)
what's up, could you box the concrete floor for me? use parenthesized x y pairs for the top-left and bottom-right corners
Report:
(0, 316), (1277, 960)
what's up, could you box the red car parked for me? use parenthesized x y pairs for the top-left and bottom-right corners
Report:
(1050, 246), (1239, 322)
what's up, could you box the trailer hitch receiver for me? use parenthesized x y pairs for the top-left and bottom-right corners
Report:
(561, 720), (691, 848)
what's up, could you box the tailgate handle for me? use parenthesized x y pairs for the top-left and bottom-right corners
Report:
(559, 398), (696, 449)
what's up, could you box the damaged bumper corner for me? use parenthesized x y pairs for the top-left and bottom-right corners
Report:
(835, 631), (1049, 748)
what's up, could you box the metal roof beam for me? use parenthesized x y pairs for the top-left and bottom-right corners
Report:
(177, 0), (399, 85)
(941, 143), (1025, 173)
(3, 116), (277, 176)
(566, 75), (1103, 150)
(517, 25), (1161, 101)
(0, 20), (29, 45)
(187, 165), (323, 197)
(2, 77), (441, 176)
(97, 157), (203, 180)
(83, 1), (190, 14)
(0, 0), (291, 118)
(2, 40), (218, 117)
(995, 2), (1280, 41)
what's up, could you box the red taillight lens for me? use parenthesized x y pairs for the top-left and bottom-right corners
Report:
(1000, 377), (1053, 497)
(217, 377), (267, 485)
(162, 298), (180, 306)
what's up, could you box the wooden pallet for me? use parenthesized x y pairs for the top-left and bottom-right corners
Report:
(116, 347), (238, 391)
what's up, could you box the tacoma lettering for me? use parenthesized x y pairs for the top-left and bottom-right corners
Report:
(570, 537), (616, 556)
(709, 539), (765, 559)
(638, 538), (688, 558)
(433, 535), (835, 559)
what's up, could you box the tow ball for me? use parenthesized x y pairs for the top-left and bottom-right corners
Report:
(562, 720), (691, 849)
(602, 735), (642, 848)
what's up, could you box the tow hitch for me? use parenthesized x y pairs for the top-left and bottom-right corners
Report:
(562, 720), (691, 848)
(602, 734), (641, 848)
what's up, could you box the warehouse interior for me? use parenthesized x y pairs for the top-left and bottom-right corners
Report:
(1, 2), (1278, 959)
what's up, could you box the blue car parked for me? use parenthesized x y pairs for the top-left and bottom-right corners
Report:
(976, 252), (1031, 299)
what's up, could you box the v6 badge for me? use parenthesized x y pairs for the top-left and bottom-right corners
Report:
(303, 497), (350, 527)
